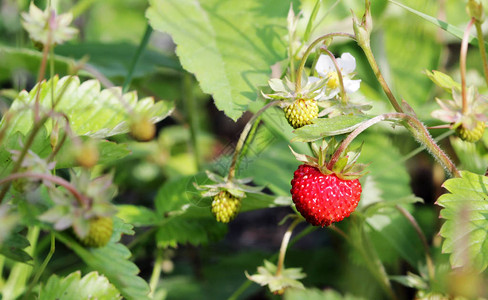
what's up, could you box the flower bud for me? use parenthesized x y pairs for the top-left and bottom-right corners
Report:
(352, 0), (373, 47)
(467, 0), (484, 23)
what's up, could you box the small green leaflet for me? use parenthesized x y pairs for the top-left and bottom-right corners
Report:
(437, 171), (488, 272)
(292, 115), (371, 142)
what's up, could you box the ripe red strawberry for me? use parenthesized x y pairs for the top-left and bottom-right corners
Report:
(291, 164), (362, 227)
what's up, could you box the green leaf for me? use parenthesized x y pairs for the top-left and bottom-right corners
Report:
(358, 133), (424, 267)
(0, 231), (32, 263)
(1, 75), (174, 139)
(0, 46), (72, 82)
(292, 115), (371, 142)
(39, 271), (121, 300)
(56, 219), (150, 300)
(389, 0), (483, 47)
(383, 1), (441, 112)
(55, 42), (181, 78)
(146, 0), (297, 120)
(437, 171), (488, 272)
(116, 205), (158, 227)
(155, 174), (227, 247)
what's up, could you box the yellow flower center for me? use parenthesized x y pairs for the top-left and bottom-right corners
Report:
(326, 72), (339, 89)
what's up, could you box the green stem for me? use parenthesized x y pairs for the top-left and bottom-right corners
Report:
(402, 129), (453, 162)
(474, 21), (488, 87)
(460, 19), (475, 115)
(358, 39), (403, 113)
(227, 101), (281, 181)
(275, 218), (302, 276)
(123, 24), (153, 93)
(182, 73), (201, 171)
(149, 248), (163, 298)
(23, 234), (55, 300)
(228, 224), (317, 300)
(296, 32), (355, 92)
(395, 205), (435, 281)
(327, 113), (403, 169)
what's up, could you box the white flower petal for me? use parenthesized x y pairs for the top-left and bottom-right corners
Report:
(338, 53), (356, 74)
(344, 78), (361, 93)
(315, 54), (335, 77)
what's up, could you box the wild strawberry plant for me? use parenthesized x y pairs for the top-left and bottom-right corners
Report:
(0, 0), (487, 299)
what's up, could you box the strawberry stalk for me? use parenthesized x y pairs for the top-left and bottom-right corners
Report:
(295, 32), (355, 92)
(326, 113), (460, 177)
(0, 172), (89, 207)
(275, 218), (302, 276)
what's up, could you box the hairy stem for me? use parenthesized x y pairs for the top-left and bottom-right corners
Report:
(461, 19), (475, 114)
(296, 32), (355, 91)
(227, 101), (281, 181)
(326, 113), (460, 177)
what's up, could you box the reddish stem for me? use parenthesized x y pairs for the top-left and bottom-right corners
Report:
(0, 172), (88, 207)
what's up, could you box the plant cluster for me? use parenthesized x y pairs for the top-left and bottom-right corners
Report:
(0, 0), (488, 299)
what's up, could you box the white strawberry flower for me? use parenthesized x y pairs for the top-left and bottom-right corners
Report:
(315, 52), (361, 100)
(21, 3), (78, 46)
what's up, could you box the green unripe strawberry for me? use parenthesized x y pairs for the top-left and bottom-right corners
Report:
(455, 120), (485, 143)
(211, 191), (241, 223)
(79, 216), (113, 248)
(130, 116), (156, 142)
(283, 99), (318, 129)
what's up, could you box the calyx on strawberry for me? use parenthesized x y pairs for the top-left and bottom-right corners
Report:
(290, 139), (366, 227)
(196, 171), (263, 223)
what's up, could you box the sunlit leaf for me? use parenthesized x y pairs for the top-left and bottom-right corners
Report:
(1, 75), (174, 139)
(147, 0), (297, 120)
(40, 271), (121, 300)
(437, 171), (488, 272)
(292, 115), (372, 142)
